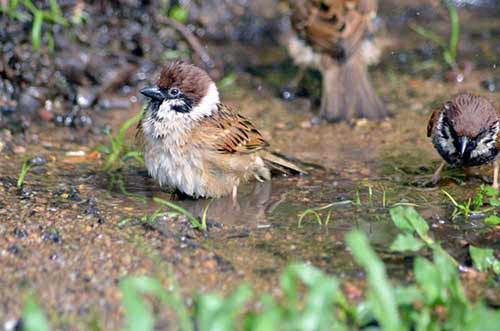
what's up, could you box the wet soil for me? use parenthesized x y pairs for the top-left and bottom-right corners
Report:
(1, 1), (500, 330)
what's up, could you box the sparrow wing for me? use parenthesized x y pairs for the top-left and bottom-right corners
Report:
(427, 108), (443, 137)
(193, 104), (269, 154)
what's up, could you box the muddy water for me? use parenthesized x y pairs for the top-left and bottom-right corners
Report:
(1, 11), (500, 331)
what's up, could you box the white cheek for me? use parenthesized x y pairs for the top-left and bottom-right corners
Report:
(441, 126), (456, 154)
(435, 114), (456, 155)
(188, 83), (220, 120)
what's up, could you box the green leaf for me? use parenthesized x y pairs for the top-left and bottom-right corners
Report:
(346, 231), (401, 331)
(120, 277), (156, 331)
(488, 198), (500, 207)
(389, 206), (414, 233)
(244, 295), (281, 331)
(22, 294), (50, 331)
(169, 5), (189, 23)
(390, 234), (425, 252)
(414, 257), (441, 303)
(390, 206), (431, 244)
(464, 303), (500, 331)
(472, 191), (484, 209)
(482, 185), (499, 197)
(470, 246), (500, 274)
(394, 286), (422, 305)
(485, 215), (500, 225)
(196, 285), (252, 331)
(121, 276), (193, 331)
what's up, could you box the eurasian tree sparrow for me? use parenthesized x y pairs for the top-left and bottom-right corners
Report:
(137, 62), (306, 198)
(428, 93), (499, 189)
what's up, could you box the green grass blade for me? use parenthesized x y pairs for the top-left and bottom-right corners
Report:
(153, 197), (202, 229)
(120, 277), (155, 331)
(22, 294), (50, 331)
(298, 209), (322, 227)
(21, 0), (37, 13)
(17, 159), (33, 188)
(409, 23), (446, 48)
(446, 0), (460, 62)
(118, 110), (143, 146)
(31, 10), (43, 51)
(346, 231), (401, 331)
(200, 199), (214, 231)
(49, 0), (62, 18)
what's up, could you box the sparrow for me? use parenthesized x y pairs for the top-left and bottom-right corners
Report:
(137, 62), (306, 199)
(286, 0), (387, 121)
(427, 93), (500, 189)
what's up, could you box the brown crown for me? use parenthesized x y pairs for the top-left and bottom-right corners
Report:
(157, 61), (214, 105)
(445, 93), (498, 137)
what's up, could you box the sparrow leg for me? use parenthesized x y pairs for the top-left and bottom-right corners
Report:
(432, 161), (446, 185)
(231, 185), (241, 211)
(232, 185), (238, 202)
(493, 159), (499, 190)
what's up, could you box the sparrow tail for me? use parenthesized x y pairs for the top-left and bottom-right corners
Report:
(320, 52), (388, 122)
(261, 150), (316, 176)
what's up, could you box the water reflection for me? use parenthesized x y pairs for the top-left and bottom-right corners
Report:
(175, 181), (273, 227)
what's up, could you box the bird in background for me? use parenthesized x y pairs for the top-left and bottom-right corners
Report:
(286, 0), (388, 122)
(428, 93), (500, 189)
(137, 61), (307, 199)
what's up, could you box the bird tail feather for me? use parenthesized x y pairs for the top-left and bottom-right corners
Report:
(261, 150), (319, 176)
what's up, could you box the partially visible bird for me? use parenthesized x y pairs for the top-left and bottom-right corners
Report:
(137, 61), (307, 199)
(427, 93), (500, 189)
(286, 0), (387, 122)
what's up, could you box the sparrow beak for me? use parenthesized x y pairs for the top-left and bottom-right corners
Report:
(140, 87), (165, 101)
(458, 136), (469, 157)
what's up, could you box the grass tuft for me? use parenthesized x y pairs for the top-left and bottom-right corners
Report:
(153, 197), (212, 232)
(17, 158), (33, 188)
(100, 110), (144, 172)
(3, 0), (68, 51)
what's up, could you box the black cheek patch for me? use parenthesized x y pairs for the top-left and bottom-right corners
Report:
(149, 100), (162, 121)
(172, 96), (193, 114)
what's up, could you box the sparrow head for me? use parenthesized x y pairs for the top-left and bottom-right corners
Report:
(140, 61), (220, 121)
(433, 93), (499, 166)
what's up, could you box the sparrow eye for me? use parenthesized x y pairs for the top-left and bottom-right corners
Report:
(168, 87), (181, 98)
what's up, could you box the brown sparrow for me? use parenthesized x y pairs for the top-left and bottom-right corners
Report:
(427, 93), (500, 189)
(137, 62), (306, 199)
(286, 0), (387, 121)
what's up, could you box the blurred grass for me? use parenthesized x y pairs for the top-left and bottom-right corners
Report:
(410, 0), (460, 69)
(22, 206), (500, 330)
(2, 0), (68, 51)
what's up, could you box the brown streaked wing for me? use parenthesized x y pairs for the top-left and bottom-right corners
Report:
(289, 0), (370, 57)
(193, 104), (269, 154)
(427, 108), (443, 137)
